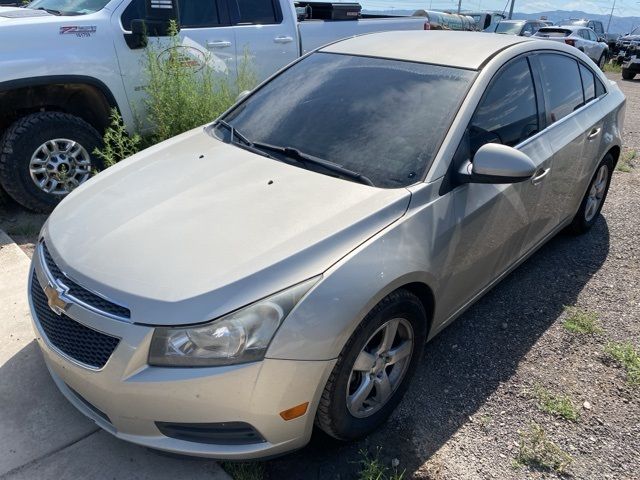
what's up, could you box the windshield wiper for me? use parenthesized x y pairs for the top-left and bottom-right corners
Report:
(250, 142), (375, 187)
(214, 120), (277, 160)
(35, 7), (62, 15)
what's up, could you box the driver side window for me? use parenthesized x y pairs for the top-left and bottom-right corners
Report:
(466, 57), (539, 158)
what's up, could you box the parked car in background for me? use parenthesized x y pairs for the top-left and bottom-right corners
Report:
(620, 45), (640, 80)
(534, 26), (608, 69)
(0, 0), (431, 212)
(560, 18), (619, 52)
(488, 19), (547, 36)
(617, 27), (640, 59)
(29, 31), (625, 460)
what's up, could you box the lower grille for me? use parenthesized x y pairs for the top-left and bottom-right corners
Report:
(155, 422), (266, 445)
(31, 272), (120, 369)
(67, 386), (112, 424)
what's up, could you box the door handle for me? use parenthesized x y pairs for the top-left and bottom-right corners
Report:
(274, 35), (294, 44)
(531, 167), (550, 185)
(206, 40), (232, 49)
(588, 127), (601, 140)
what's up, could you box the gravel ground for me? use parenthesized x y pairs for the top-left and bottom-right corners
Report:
(0, 74), (638, 480)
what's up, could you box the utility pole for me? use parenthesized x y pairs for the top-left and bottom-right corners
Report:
(508, 0), (515, 19)
(457, 0), (462, 14)
(606, 0), (616, 33)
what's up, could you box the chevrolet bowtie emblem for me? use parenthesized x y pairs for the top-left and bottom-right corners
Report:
(44, 282), (70, 316)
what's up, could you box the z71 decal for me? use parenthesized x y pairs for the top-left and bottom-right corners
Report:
(59, 26), (97, 37)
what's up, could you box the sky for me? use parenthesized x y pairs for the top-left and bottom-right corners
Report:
(359, 0), (640, 17)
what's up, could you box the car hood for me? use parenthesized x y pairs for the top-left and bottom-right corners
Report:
(45, 128), (411, 325)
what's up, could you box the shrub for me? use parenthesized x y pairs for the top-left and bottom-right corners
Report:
(95, 21), (257, 165)
(516, 422), (572, 473)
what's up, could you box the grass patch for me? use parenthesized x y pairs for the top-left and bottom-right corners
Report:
(563, 307), (602, 335)
(533, 385), (579, 422)
(358, 448), (404, 480)
(515, 422), (573, 473)
(222, 462), (264, 480)
(605, 341), (640, 386)
(616, 149), (636, 173)
(603, 61), (622, 74)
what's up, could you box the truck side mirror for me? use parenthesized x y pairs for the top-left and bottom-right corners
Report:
(125, 0), (180, 50)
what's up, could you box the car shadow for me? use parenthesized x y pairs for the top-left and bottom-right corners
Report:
(264, 217), (611, 479)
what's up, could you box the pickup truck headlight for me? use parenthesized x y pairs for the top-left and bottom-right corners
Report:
(148, 277), (318, 367)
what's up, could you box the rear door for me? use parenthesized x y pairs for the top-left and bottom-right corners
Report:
(226, 0), (299, 82)
(532, 53), (597, 224)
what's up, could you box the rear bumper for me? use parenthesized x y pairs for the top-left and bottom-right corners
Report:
(28, 253), (336, 459)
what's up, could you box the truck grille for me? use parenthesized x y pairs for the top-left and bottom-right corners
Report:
(31, 272), (120, 369)
(41, 242), (130, 319)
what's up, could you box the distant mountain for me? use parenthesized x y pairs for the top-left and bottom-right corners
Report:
(364, 8), (639, 35)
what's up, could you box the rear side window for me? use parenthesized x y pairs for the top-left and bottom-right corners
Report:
(180, 0), (221, 27)
(467, 57), (538, 155)
(232, 0), (279, 24)
(579, 64), (596, 102)
(538, 54), (584, 123)
(595, 77), (607, 97)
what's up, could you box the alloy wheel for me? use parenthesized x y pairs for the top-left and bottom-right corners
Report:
(346, 318), (414, 418)
(29, 139), (92, 195)
(584, 164), (609, 222)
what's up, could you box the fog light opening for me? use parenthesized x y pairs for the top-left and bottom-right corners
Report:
(279, 402), (309, 421)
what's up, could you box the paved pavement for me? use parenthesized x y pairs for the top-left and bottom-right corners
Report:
(0, 230), (230, 480)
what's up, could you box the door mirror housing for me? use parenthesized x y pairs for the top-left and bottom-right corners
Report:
(124, 0), (180, 49)
(457, 143), (537, 184)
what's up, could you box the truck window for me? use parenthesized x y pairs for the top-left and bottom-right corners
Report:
(122, 0), (223, 30)
(231, 0), (280, 25)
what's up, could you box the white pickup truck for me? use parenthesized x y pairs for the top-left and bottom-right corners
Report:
(0, 0), (429, 211)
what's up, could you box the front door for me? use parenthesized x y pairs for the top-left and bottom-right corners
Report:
(436, 55), (555, 321)
(112, 0), (238, 131)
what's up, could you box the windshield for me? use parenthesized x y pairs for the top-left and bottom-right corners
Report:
(214, 53), (474, 188)
(495, 21), (525, 34)
(27, 0), (109, 15)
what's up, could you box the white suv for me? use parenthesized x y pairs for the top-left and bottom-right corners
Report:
(534, 26), (608, 69)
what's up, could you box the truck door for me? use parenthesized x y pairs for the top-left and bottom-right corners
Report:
(111, 0), (238, 130)
(226, 0), (299, 82)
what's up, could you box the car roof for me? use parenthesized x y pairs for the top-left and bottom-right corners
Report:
(321, 31), (532, 70)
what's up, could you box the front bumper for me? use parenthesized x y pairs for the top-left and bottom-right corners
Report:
(28, 252), (335, 459)
(622, 56), (640, 73)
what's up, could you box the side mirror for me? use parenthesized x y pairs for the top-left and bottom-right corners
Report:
(236, 90), (251, 102)
(457, 143), (537, 184)
(124, 0), (180, 50)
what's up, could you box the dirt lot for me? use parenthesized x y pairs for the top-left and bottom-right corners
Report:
(0, 74), (638, 480)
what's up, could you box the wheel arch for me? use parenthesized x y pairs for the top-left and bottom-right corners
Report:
(606, 145), (621, 168)
(0, 76), (119, 135)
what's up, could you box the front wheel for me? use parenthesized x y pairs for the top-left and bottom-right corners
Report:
(0, 112), (103, 212)
(598, 54), (606, 70)
(315, 290), (427, 441)
(622, 68), (636, 80)
(566, 154), (614, 235)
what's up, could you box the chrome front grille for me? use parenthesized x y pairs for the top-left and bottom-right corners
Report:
(40, 242), (130, 320)
(31, 272), (120, 369)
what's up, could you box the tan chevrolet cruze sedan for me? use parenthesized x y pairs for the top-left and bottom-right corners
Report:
(29, 31), (625, 459)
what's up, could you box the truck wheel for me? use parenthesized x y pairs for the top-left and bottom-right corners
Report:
(622, 69), (636, 80)
(315, 290), (427, 441)
(0, 112), (103, 212)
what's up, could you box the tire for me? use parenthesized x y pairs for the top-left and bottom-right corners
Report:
(0, 112), (103, 212)
(566, 153), (614, 235)
(622, 69), (636, 80)
(598, 54), (606, 70)
(315, 290), (427, 441)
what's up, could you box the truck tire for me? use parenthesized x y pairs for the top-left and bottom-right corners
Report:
(0, 112), (103, 212)
(622, 69), (636, 80)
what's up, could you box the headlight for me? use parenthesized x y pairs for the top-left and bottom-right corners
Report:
(148, 277), (319, 367)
